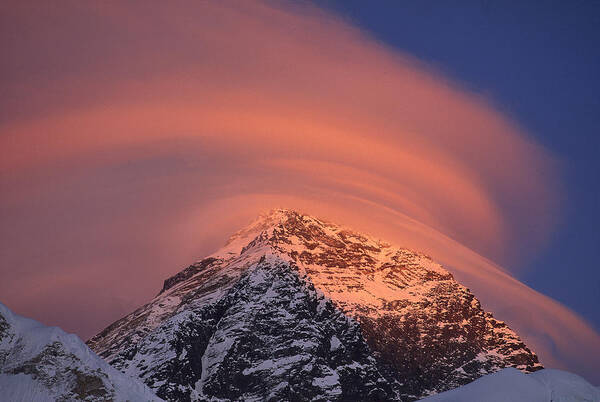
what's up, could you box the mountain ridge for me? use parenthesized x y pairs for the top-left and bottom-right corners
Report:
(87, 209), (542, 401)
(0, 302), (162, 402)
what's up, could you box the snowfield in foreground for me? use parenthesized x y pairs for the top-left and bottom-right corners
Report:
(0, 302), (162, 402)
(420, 367), (600, 402)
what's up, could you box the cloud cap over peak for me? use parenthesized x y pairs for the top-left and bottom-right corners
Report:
(2, 0), (595, 382)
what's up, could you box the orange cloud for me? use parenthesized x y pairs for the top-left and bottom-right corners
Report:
(1, 0), (596, 382)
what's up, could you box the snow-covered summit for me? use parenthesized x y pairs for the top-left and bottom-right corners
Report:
(88, 209), (542, 401)
(0, 302), (162, 402)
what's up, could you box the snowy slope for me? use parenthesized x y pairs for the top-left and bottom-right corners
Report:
(91, 254), (400, 401)
(88, 209), (543, 401)
(420, 367), (600, 402)
(0, 302), (162, 402)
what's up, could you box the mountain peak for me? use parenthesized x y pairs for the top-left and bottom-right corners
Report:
(87, 210), (542, 401)
(219, 208), (390, 259)
(214, 208), (293, 256)
(220, 208), (319, 254)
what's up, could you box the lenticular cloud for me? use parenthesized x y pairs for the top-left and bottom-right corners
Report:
(1, 0), (597, 382)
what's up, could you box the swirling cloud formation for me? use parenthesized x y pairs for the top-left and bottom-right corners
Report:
(1, 1), (597, 382)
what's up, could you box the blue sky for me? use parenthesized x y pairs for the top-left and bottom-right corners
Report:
(322, 0), (600, 330)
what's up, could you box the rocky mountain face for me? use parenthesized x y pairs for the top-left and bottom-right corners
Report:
(87, 209), (542, 401)
(0, 302), (162, 402)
